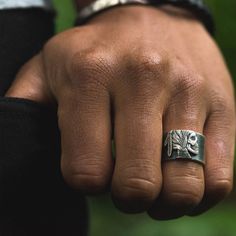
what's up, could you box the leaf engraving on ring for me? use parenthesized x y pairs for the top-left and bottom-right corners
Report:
(164, 130), (199, 158)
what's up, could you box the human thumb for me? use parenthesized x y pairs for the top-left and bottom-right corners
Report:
(5, 54), (55, 105)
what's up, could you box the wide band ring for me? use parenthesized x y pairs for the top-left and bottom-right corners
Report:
(162, 130), (205, 165)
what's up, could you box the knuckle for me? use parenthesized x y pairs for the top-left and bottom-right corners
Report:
(114, 161), (161, 203)
(208, 94), (235, 133)
(209, 179), (233, 198)
(167, 189), (202, 208)
(205, 148), (233, 199)
(129, 50), (168, 75)
(126, 48), (169, 78)
(172, 70), (206, 96)
(164, 170), (204, 208)
(112, 174), (159, 213)
(42, 29), (81, 55)
(209, 140), (231, 164)
(42, 33), (69, 58)
(42, 35), (58, 53)
(210, 93), (235, 117)
(121, 51), (168, 99)
(120, 177), (158, 202)
(206, 171), (233, 198)
(67, 49), (114, 90)
(65, 172), (107, 193)
(62, 155), (109, 193)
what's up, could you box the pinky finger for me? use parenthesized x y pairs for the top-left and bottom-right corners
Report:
(189, 104), (235, 216)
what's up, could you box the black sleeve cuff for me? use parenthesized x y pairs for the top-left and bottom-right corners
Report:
(0, 9), (55, 95)
(0, 97), (88, 235)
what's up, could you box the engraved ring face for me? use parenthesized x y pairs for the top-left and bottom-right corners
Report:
(162, 130), (205, 165)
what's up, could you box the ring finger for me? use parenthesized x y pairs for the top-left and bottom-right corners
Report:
(148, 85), (207, 220)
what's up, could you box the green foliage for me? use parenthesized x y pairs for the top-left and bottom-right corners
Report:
(205, 0), (236, 84)
(89, 195), (236, 236)
(53, 0), (76, 32)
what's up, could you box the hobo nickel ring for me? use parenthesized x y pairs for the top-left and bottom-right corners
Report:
(162, 130), (205, 165)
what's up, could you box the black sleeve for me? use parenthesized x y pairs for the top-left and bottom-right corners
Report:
(0, 9), (88, 235)
(0, 8), (54, 95)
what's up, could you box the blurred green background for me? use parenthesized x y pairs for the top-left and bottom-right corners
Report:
(52, 1), (236, 236)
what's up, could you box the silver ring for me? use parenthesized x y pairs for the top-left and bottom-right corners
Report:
(162, 130), (205, 165)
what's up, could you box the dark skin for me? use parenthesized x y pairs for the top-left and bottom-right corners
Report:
(6, 4), (235, 220)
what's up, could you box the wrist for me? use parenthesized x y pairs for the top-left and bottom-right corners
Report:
(74, 0), (94, 11)
(75, 0), (214, 35)
(79, 4), (204, 30)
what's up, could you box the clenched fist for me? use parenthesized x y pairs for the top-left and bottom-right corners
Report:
(6, 5), (235, 219)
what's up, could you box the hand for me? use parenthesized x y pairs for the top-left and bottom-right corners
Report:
(6, 5), (235, 219)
